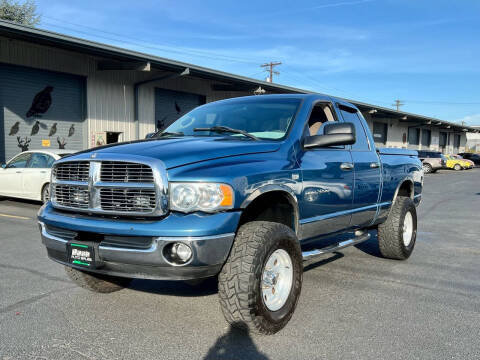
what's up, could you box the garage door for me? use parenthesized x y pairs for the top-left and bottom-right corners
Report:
(0, 63), (86, 163)
(155, 88), (206, 131)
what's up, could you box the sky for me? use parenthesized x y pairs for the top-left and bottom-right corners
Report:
(34, 0), (480, 125)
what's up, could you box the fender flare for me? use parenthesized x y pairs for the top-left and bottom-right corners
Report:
(240, 184), (300, 234)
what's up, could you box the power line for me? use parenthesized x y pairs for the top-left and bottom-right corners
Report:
(261, 61), (282, 82)
(41, 17), (259, 65)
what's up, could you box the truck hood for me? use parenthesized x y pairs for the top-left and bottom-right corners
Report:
(86, 137), (281, 169)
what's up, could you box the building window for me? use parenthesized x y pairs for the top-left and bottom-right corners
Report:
(408, 127), (420, 145)
(454, 134), (461, 149)
(439, 132), (448, 147)
(373, 122), (388, 145)
(421, 129), (431, 147)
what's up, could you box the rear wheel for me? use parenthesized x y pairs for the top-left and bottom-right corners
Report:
(422, 163), (432, 174)
(41, 183), (50, 203)
(65, 266), (132, 293)
(377, 196), (417, 260)
(218, 221), (303, 335)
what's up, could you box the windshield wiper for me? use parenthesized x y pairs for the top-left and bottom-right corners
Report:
(193, 126), (259, 141)
(153, 131), (184, 138)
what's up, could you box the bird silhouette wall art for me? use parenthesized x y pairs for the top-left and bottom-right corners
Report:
(49, 123), (58, 137)
(31, 121), (40, 136)
(68, 124), (75, 137)
(9, 122), (20, 136)
(26, 86), (54, 118)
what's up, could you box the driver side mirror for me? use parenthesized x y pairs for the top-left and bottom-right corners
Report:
(1, 164), (5, 169)
(303, 122), (356, 149)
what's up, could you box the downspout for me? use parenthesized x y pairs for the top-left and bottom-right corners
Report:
(134, 67), (190, 139)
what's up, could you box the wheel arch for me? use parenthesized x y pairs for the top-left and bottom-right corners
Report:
(239, 185), (300, 235)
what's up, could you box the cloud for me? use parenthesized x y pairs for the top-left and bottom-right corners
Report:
(455, 114), (480, 126)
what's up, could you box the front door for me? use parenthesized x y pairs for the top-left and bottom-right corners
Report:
(298, 102), (354, 240)
(0, 153), (31, 197)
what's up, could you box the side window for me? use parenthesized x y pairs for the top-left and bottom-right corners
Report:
(28, 153), (55, 168)
(339, 108), (370, 151)
(307, 103), (336, 136)
(6, 153), (32, 168)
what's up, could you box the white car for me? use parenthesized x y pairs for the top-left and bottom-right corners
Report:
(0, 150), (75, 203)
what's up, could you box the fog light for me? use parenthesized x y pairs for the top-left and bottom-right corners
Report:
(172, 243), (192, 262)
(163, 242), (193, 265)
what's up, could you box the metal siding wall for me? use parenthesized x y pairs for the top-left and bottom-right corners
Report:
(0, 63), (86, 161)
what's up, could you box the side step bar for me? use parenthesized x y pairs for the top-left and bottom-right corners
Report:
(302, 232), (371, 260)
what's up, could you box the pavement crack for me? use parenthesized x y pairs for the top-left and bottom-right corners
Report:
(0, 286), (75, 314)
(0, 263), (71, 283)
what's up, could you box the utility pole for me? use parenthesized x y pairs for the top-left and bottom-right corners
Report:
(261, 61), (282, 83)
(392, 99), (405, 111)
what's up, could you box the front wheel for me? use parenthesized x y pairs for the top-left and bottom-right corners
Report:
(218, 221), (303, 335)
(41, 183), (50, 203)
(454, 164), (462, 171)
(377, 196), (417, 260)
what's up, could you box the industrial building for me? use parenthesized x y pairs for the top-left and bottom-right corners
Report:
(0, 19), (478, 163)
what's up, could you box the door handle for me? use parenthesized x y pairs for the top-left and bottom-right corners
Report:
(340, 162), (354, 171)
(370, 162), (380, 168)
(16, 171), (22, 174)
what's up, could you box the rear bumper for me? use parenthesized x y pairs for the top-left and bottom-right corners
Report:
(38, 203), (241, 280)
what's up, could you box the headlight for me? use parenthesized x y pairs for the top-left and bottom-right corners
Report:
(169, 182), (234, 213)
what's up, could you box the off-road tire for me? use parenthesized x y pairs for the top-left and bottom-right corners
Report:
(454, 164), (462, 171)
(65, 266), (132, 293)
(422, 163), (433, 174)
(378, 196), (417, 260)
(41, 183), (50, 203)
(218, 221), (303, 335)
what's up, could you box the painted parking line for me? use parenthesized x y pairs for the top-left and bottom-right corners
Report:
(0, 213), (31, 220)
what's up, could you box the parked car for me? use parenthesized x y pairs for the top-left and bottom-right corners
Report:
(458, 152), (480, 166)
(444, 155), (472, 170)
(0, 150), (74, 203)
(417, 150), (445, 173)
(38, 94), (423, 335)
(453, 155), (474, 169)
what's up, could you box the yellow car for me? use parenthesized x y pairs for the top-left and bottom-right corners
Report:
(444, 155), (472, 170)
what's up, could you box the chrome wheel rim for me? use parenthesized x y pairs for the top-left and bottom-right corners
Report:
(403, 211), (414, 247)
(261, 249), (293, 311)
(43, 186), (50, 202)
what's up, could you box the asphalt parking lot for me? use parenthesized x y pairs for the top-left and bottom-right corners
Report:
(0, 169), (479, 360)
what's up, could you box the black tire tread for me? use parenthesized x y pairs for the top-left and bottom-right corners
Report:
(65, 266), (131, 293)
(218, 221), (301, 335)
(377, 196), (416, 260)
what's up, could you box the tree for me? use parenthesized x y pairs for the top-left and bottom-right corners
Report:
(0, 0), (41, 26)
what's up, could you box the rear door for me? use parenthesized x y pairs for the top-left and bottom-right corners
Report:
(0, 153), (32, 197)
(338, 105), (381, 228)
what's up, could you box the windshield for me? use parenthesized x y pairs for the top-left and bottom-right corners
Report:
(163, 98), (301, 140)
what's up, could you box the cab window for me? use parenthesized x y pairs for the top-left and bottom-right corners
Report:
(307, 103), (336, 136)
(6, 153), (32, 168)
(28, 153), (55, 168)
(339, 107), (370, 151)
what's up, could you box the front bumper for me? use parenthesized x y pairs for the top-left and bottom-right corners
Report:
(38, 203), (241, 280)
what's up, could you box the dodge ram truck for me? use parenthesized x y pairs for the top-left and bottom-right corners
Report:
(38, 94), (423, 334)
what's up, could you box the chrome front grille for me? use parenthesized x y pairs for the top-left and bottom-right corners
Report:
(53, 161), (90, 182)
(100, 188), (156, 212)
(51, 157), (166, 216)
(101, 162), (154, 183)
(53, 184), (89, 209)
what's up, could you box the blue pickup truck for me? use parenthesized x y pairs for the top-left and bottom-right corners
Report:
(38, 94), (423, 334)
